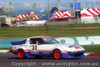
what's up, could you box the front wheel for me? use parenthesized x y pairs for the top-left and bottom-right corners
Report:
(53, 50), (62, 59)
(17, 49), (26, 59)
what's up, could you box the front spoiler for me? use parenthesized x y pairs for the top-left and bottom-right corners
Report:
(62, 51), (85, 58)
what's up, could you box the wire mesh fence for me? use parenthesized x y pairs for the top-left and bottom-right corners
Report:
(12, 15), (100, 27)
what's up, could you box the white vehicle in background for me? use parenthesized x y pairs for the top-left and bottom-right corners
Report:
(16, 20), (46, 27)
(11, 36), (85, 59)
(25, 20), (46, 26)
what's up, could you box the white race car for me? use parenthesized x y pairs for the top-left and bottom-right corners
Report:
(11, 36), (85, 59)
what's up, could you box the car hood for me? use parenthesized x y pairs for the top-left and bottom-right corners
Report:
(54, 43), (85, 52)
(54, 43), (76, 47)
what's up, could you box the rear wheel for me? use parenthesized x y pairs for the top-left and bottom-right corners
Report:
(17, 49), (26, 59)
(53, 50), (62, 59)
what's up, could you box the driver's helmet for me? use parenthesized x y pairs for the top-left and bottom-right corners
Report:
(36, 40), (39, 44)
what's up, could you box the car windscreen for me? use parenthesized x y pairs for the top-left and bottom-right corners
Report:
(42, 37), (59, 44)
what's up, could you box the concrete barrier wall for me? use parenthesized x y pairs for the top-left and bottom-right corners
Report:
(0, 38), (25, 48)
(0, 35), (100, 48)
(56, 36), (100, 45)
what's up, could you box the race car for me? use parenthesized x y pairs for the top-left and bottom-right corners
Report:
(10, 36), (85, 59)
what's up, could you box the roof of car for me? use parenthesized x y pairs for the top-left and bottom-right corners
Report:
(29, 36), (51, 39)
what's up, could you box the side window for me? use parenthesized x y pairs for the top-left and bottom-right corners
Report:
(30, 38), (36, 44)
(30, 38), (44, 44)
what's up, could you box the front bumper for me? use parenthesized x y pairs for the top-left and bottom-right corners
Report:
(62, 51), (85, 58)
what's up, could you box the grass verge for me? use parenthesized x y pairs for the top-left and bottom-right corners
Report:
(82, 45), (100, 53)
(0, 23), (100, 38)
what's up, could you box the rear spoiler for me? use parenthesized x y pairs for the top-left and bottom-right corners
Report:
(11, 39), (26, 45)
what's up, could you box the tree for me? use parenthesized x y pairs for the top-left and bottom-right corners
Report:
(0, 8), (5, 15)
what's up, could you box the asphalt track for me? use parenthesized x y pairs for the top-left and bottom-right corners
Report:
(0, 53), (100, 67)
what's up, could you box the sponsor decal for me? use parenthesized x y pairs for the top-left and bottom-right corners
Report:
(74, 46), (81, 49)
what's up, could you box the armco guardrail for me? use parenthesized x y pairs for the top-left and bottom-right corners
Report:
(0, 36), (100, 48)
